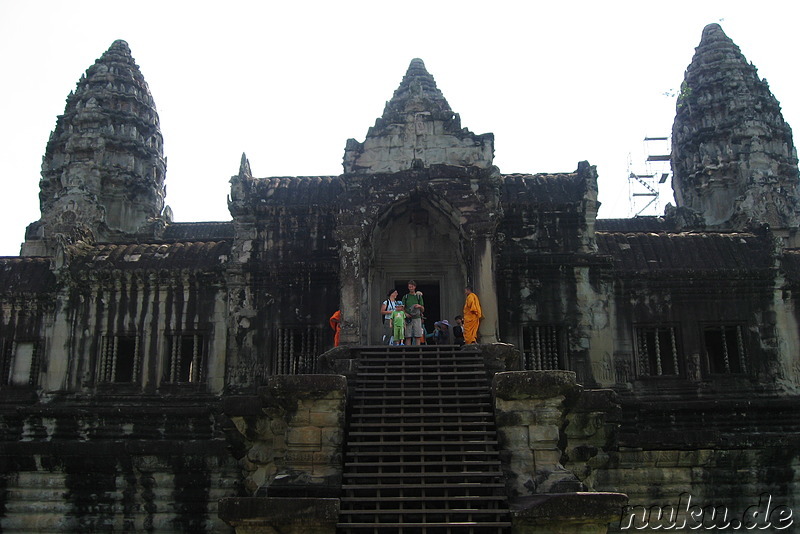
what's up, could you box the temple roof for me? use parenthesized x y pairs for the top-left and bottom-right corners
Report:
(501, 172), (590, 206)
(0, 258), (56, 294)
(162, 222), (235, 241)
(595, 217), (672, 233)
(67, 241), (231, 272)
(245, 176), (343, 207)
(596, 231), (773, 275)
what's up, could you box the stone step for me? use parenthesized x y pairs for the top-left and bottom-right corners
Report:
(338, 345), (509, 533)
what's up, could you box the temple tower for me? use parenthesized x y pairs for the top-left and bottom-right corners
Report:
(337, 59), (501, 344)
(671, 24), (800, 233)
(21, 40), (167, 256)
(343, 58), (494, 173)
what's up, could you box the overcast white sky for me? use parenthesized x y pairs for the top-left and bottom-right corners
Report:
(1, 1), (798, 256)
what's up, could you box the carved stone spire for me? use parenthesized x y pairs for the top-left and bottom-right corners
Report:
(343, 59), (494, 174)
(380, 58), (453, 121)
(22, 40), (167, 256)
(238, 152), (253, 179)
(671, 24), (800, 231)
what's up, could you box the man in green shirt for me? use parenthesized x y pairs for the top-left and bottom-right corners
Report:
(402, 280), (425, 345)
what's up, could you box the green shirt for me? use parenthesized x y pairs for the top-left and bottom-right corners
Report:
(391, 310), (407, 327)
(402, 292), (424, 318)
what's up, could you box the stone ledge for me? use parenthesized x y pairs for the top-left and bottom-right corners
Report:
(218, 497), (339, 533)
(263, 375), (347, 401)
(511, 492), (628, 532)
(494, 370), (579, 400)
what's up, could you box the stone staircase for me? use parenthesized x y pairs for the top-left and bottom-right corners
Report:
(337, 345), (511, 533)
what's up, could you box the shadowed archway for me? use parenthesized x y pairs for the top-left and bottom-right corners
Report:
(367, 193), (467, 344)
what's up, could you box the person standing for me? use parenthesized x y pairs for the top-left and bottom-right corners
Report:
(329, 310), (342, 347)
(390, 304), (407, 345)
(380, 289), (399, 344)
(453, 315), (465, 346)
(462, 286), (482, 344)
(402, 280), (425, 345)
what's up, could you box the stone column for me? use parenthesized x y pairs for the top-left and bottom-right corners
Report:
(219, 375), (347, 533)
(335, 224), (364, 345)
(493, 370), (628, 533)
(473, 233), (499, 344)
(493, 370), (584, 497)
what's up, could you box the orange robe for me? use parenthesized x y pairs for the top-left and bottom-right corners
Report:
(462, 292), (482, 344)
(329, 310), (342, 347)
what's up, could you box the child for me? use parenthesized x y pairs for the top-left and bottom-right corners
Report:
(390, 304), (407, 345)
(433, 320), (452, 345)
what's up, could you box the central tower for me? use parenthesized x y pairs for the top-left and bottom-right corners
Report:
(336, 59), (501, 345)
(343, 58), (494, 174)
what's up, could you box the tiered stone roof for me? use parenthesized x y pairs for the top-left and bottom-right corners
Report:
(596, 231), (774, 276)
(27, 40), (167, 254)
(594, 217), (672, 233)
(343, 59), (494, 174)
(378, 58), (454, 122)
(162, 222), (235, 241)
(67, 241), (231, 272)
(672, 24), (800, 230)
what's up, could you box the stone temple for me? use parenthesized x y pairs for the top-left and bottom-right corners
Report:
(1, 23), (800, 532)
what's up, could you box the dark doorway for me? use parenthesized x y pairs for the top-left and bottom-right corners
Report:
(396, 280), (440, 338)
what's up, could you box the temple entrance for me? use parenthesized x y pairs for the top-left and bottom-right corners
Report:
(368, 195), (466, 344)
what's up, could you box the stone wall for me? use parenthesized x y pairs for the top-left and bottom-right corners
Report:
(0, 397), (239, 533)
(493, 370), (586, 499)
(226, 164), (340, 387)
(222, 375), (347, 497)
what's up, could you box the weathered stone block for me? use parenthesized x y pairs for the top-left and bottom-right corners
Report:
(495, 409), (530, 427)
(290, 407), (311, 425)
(247, 442), (275, 464)
(653, 450), (681, 467)
(529, 424), (560, 444)
(263, 375), (347, 406)
(533, 448), (563, 468)
(320, 428), (343, 447)
(511, 492), (628, 534)
(494, 370), (578, 400)
(286, 426), (321, 449)
(285, 451), (315, 466)
(498, 425), (529, 449)
(219, 497), (339, 534)
(508, 449), (535, 476)
(496, 399), (541, 415)
(309, 411), (341, 427)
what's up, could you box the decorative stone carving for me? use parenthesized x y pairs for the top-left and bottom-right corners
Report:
(22, 40), (167, 256)
(672, 24), (800, 232)
(343, 59), (494, 174)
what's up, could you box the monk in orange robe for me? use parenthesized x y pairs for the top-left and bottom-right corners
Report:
(329, 310), (342, 347)
(462, 286), (482, 344)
